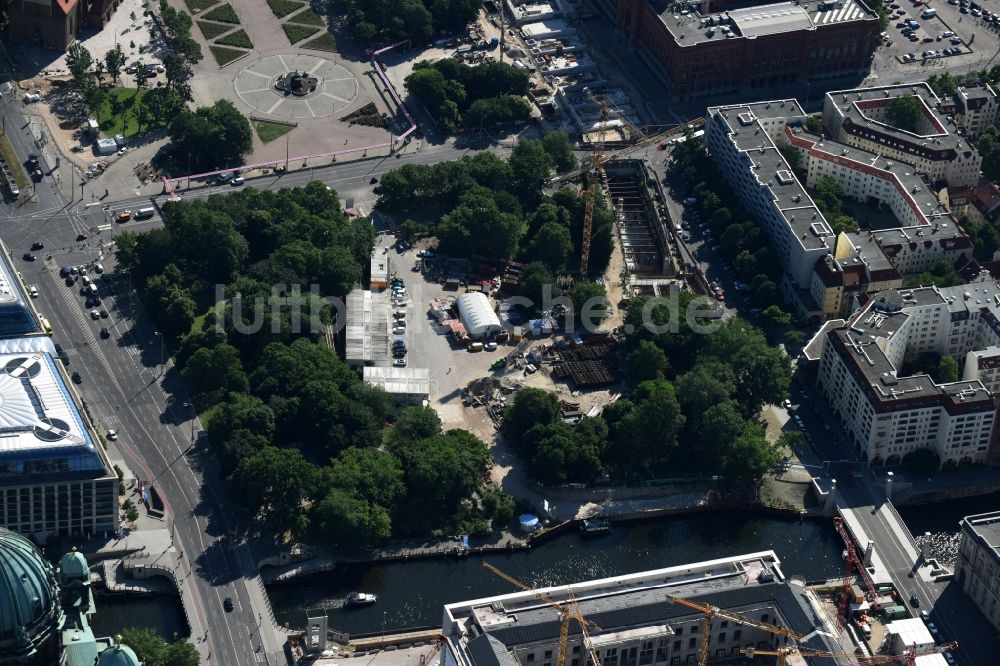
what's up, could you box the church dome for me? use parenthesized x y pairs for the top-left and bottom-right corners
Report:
(97, 641), (142, 666)
(58, 547), (90, 583)
(0, 528), (59, 661)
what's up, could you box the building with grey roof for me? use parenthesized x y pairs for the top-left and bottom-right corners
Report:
(822, 84), (982, 186)
(345, 289), (390, 369)
(953, 85), (999, 136)
(0, 337), (119, 540)
(956, 511), (1000, 632)
(0, 238), (41, 338)
(614, 0), (878, 102)
(812, 272), (1000, 468)
(442, 552), (847, 666)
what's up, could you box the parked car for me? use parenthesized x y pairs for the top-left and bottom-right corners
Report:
(231, 176), (245, 186)
(71, 372), (82, 384)
(117, 211), (131, 222)
(21, 253), (35, 262)
(106, 429), (118, 441)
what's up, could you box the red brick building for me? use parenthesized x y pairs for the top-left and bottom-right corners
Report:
(614, 0), (879, 101)
(8, 0), (120, 51)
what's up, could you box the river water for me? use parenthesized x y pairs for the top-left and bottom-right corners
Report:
(897, 491), (1000, 566)
(266, 511), (845, 634)
(89, 591), (189, 641)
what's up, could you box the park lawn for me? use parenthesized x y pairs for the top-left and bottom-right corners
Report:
(0, 133), (29, 190)
(282, 23), (321, 44)
(267, 0), (303, 18)
(302, 31), (337, 52)
(254, 120), (295, 143)
(210, 45), (248, 67)
(202, 3), (240, 23)
(197, 20), (231, 40)
(216, 29), (253, 49)
(288, 7), (324, 25)
(96, 88), (160, 138)
(184, 0), (219, 11)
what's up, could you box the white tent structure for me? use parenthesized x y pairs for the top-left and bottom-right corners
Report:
(456, 292), (501, 338)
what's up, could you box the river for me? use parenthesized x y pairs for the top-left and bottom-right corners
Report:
(898, 491), (1000, 566)
(89, 592), (189, 641)
(266, 511), (845, 635)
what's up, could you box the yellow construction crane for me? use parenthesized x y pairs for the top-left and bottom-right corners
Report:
(483, 563), (602, 666)
(665, 594), (807, 666)
(740, 641), (959, 666)
(548, 105), (704, 276)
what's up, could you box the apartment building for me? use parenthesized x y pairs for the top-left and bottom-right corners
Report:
(705, 101), (834, 293)
(955, 511), (1000, 632)
(822, 84), (982, 187)
(814, 273), (1000, 467)
(954, 85), (999, 136)
(442, 552), (845, 666)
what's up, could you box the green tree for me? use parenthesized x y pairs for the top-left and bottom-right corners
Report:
(604, 380), (684, 476)
(121, 628), (167, 665)
(625, 339), (668, 383)
(181, 342), (249, 401)
(886, 95), (923, 133)
(229, 446), (319, 537)
(66, 43), (94, 93)
(541, 131), (577, 173)
(508, 138), (552, 204)
(168, 100), (253, 171)
(830, 215), (860, 235)
(325, 447), (405, 510)
(104, 45), (126, 86)
(502, 388), (561, 453)
(813, 176), (843, 217)
(392, 406), (442, 443)
(721, 421), (782, 486)
(804, 116), (823, 135)
(163, 640), (200, 666)
(518, 261), (555, 314)
(569, 281), (607, 321)
(937, 355), (960, 383)
(528, 222), (573, 272)
(675, 360), (735, 416)
(309, 488), (391, 547)
(926, 72), (959, 97)
(481, 488), (516, 527)
(760, 305), (792, 328)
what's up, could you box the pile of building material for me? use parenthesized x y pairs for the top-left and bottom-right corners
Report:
(463, 376), (522, 425)
(551, 344), (617, 388)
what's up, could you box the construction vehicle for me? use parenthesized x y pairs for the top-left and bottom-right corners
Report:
(483, 563), (603, 666)
(665, 593), (808, 666)
(546, 92), (703, 277)
(739, 641), (958, 665)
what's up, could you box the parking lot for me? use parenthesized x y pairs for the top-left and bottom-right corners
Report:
(877, 0), (1000, 70)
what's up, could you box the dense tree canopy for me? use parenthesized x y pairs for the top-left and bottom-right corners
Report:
(405, 59), (531, 132)
(886, 95), (923, 133)
(333, 0), (481, 44)
(375, 143), (614, 275)
(121, 628), (199, 666)
(168, 99), (252, 171)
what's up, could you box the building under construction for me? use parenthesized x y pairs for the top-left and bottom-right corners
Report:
(604, 160), (674, 279)
(441, 552), (851, 666)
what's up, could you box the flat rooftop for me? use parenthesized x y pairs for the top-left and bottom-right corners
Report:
(0, 340), (108, 478)
(657, 0), (875, 47)
(963, 511), (1000, 558)
(0, 242), (39, 337)
(709, 101), (831, 252)
(445, 552), (843, 658)
(363, 366), (430, 396)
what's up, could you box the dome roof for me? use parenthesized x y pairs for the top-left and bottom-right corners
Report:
(97, 642), (142, 666)
(0, 528), (58, 650)
(59, 547), (90, 582)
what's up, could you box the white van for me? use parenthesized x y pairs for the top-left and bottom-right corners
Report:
(23, 93), (40, 103)
(468, 342), (484, 352)
(135, 207), (155, 219)
(921, 8), (937, 18)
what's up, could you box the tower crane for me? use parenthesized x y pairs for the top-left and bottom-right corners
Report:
(547, 110), (703, 277)
(833, 516), (881, 629)
(665, 594), (808, 666)
(739, 641), (958, 666)
(483, 563), (603, 666)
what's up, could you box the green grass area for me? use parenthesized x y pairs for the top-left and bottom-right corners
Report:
(282, 23), (321, 44)
(267, 0), (303, 18)
(210, 45), (248, 67)
(301, 31), (337, 52)
(254, 120), (295, 143)
(288, 6), (325, 25)
(197, 20), (231, 40)
(0, 132), (29, 191)
(95, 88), (163, 138)
(202, 3), (240, 23)
(216, 29), (253, 49)
(184, 0), (219, 11)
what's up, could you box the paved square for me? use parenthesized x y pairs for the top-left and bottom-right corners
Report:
(233, 53), (358, 118)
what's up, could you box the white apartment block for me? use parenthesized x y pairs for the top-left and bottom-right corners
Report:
(823, 84), (982, 187)
(956, 512), (1000, 632)
(814, 273), (1000, 468)
(953, 85), (999, 136)
(706, 101), (833, 292)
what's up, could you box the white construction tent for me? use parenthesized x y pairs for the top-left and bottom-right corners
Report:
(345, 289), (389, 368)
(456, 292), (501, 338)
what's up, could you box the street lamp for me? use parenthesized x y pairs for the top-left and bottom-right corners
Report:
(381, 611), (387, 649)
